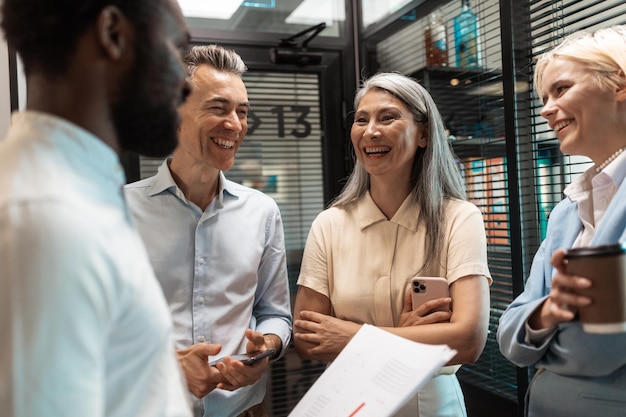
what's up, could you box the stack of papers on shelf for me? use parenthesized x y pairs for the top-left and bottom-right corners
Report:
(288, 324), (457, 417)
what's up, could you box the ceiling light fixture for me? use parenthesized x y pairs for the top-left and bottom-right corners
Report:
(178, 0), (244, 20)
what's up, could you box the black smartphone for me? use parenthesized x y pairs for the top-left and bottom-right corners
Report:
(209, 348), (276, 367)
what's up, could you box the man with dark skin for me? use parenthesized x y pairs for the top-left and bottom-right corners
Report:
(0, 1), (215, 416)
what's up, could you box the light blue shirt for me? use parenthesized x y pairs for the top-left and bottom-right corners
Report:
(124, 160), (292, 417)
(0, 112), (191, 417)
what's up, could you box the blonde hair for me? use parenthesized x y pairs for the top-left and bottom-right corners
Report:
(534, 25), (626, 99)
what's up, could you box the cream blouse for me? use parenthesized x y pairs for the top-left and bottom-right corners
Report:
(297, 191), (492, 327)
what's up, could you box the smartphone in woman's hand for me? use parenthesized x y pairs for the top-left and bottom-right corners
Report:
(411, 276), (450, 312)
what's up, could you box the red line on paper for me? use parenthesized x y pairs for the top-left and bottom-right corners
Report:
(348, 402), (365, 417)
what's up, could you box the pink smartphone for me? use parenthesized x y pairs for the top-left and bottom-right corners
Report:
(410, 276), (450, 312)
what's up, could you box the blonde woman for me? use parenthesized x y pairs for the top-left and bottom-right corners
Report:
(498, 26), (626, 417)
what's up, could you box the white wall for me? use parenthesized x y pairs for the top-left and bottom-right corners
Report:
(0, 37), (27, 141)
(0, 36), (10, 139)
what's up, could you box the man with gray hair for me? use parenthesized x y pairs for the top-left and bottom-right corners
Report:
(125, 44), (292, 417)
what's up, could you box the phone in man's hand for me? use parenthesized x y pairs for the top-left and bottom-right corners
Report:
(209, 348), (276, 367)
(411, 276), (450, 312)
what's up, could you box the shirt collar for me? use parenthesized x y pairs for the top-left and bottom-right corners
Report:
(148, 159), (240, 204)
(148, 159), (178, 196)
(601, 149), (626, 187)
(356, 190), (419, 231)
(565, 151), (626, 201)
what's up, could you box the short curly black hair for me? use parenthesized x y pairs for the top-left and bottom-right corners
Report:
(1, 0), (160, 77)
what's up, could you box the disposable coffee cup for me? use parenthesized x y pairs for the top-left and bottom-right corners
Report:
(564, 243), (626, 334)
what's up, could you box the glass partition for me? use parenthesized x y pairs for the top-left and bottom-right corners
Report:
(360, 0), (415, 30)
(180, 0), (347, 38)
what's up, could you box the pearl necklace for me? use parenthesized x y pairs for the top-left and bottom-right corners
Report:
(596, 147), (626, 173)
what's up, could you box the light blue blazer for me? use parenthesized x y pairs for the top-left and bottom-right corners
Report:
(497, 179), (626, 416)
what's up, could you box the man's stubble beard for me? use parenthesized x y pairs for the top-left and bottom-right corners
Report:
(111, 35), (187, 158)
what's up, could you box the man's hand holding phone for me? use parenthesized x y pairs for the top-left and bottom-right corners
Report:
(209, 349), (276, 367)
(211, 329), (277, 391)
(176, 343), (226, 398)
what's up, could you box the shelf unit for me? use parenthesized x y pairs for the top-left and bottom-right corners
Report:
(410, 66), (505, 158)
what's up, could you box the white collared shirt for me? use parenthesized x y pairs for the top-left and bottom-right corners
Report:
(565, 150), (626, 247)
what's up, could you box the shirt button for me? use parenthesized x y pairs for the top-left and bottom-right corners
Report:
(197, 335), (205, 342)
(198, 258), (205, 265)
(196, 296), (204, 304)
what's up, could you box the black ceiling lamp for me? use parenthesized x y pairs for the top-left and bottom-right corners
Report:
(269, 22), (326, 66)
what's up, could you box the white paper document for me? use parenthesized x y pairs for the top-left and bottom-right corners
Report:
(287, 324), (457, 417)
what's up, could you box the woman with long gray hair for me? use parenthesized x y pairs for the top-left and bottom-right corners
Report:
(293, 72), (492, 416)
